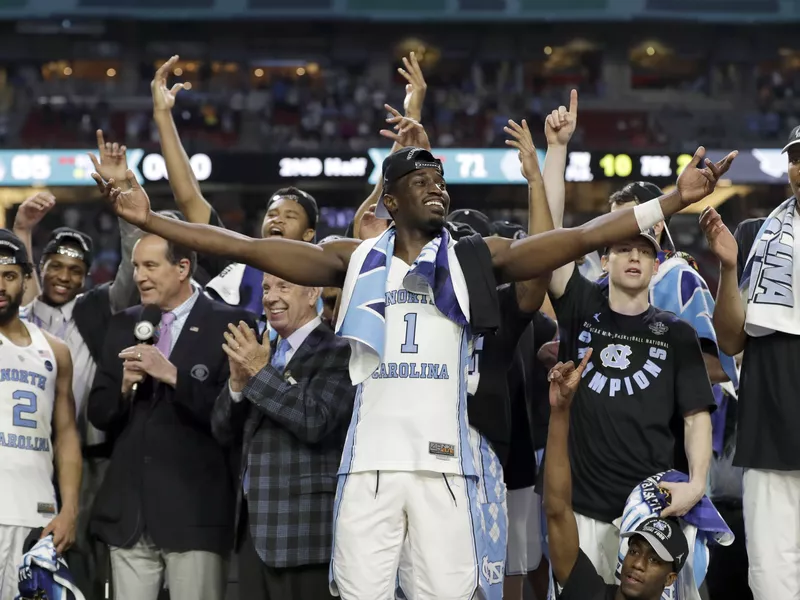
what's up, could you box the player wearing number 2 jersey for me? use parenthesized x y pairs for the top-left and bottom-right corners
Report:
(98, 103), (733, 597)
(0, 230), (81, 600)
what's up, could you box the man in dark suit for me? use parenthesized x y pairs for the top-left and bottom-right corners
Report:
(87, 233), (254, 600)
(211, 272), (354, 600)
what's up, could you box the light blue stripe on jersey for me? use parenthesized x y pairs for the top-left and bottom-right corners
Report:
(458, 328), (477, 477)
(328, 473), (350, 596)
(338, 384), (363, 475)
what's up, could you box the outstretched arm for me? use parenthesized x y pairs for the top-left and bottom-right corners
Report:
(542, 91), (578, 299)
(491, 147), (737, 284)
(93, 170), (357, 288)
(151, 56), (214, 225)
(544, 350), (592, 586)
(503, 118), (552, 313)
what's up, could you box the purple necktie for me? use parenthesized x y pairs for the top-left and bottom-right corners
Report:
(155, 311), (176, 357)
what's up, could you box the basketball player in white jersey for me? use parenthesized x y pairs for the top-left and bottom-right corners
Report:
(95, 119), (732, 598)
(0, 230), (82, 600)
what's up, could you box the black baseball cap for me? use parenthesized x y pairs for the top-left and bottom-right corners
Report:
(782, 125), (800, 153)
(0, 229), (31, 270)
(447, 209), (493, 238)
(621, 516), (689, 572)
(376, 147), (444, 219)
(268, 187), (318, 229)
(41, 227), (93, 268)
(493, 220), (527, 240)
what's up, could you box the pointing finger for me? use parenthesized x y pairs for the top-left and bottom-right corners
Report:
(568, 89), (579, 116)
(96, 129), (106, 153)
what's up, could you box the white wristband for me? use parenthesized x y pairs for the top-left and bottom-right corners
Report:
(634, 199), (665, 232)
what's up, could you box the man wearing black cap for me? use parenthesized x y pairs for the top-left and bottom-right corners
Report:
(544, 350), (689, 600)
(15, 136), (142, 599)
(96, 120), (732, 597)
(542, 104), (716, 582)
(0, 230), (82, 599)
(700, 125), (800, 600)
(605, 181), (737, 387)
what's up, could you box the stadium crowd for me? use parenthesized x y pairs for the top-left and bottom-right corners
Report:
(0, 49), (796, 600)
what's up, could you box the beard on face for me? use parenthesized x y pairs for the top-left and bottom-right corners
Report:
(0, 291), (23, 325)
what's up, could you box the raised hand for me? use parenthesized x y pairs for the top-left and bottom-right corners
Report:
(92, 169), (151, 227)
(699, 206), (738, 270)
(398, 51), (428, 122)
(151, 55), (185, 113)
(544, 89), (578, 147)
(548, 348), (592, 410)
(13, 192), (55, 232)
(504, 119), (541, 182)
(88, 129), (130, 190)
(676, 147), (738, 207)
(380, 104), (431, 151)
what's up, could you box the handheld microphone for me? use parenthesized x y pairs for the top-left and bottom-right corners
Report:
(131, 304), (161, 393)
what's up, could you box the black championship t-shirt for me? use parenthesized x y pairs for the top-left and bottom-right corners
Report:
(733, 218), (800, 470)
(552, 268), (715, 522)
(468, 283), (535, 466)
(559, 550), (617, 600)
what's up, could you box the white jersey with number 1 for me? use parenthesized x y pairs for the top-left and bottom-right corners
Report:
(339, 256), (473, 476)
(0, 321), (58, 527)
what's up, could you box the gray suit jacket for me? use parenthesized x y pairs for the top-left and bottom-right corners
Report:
(211, 321), (354, 568)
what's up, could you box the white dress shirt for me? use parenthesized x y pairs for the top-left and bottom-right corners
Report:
(22, 297), (100, 442)
(229, 315), (321, 402)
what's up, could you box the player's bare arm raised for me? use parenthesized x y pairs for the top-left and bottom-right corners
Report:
(94, 170), (358, 288)
(488, 146), (737, 284)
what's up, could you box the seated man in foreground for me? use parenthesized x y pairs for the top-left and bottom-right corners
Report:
(543, 348), (689, 599)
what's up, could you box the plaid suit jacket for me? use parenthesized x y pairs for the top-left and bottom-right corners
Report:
(211, 321), (354, 568)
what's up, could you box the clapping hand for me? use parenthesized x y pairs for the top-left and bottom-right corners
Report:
(222, 321), (271, 392)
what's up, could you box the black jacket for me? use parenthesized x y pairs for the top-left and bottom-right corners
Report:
(87, 293), (255, 554)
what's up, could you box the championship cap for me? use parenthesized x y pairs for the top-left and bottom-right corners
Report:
(782, 125), (800, 153)
(621, 516), (689, 572)
(492, 220), (527, 240)
(603, 227), (661, 256)
(0, 229), (31, 269)
(41, 227), (93, 268)
(447, 209), (494, 238)
(376, 147), (444, 219)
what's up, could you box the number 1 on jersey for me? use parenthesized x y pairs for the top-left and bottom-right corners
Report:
(401, 313), (419, 353)
(12, 390), (38, 429)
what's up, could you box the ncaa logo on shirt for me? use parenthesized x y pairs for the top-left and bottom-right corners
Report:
(600, 344), (632, 370)
(649, 321), (668, 335)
